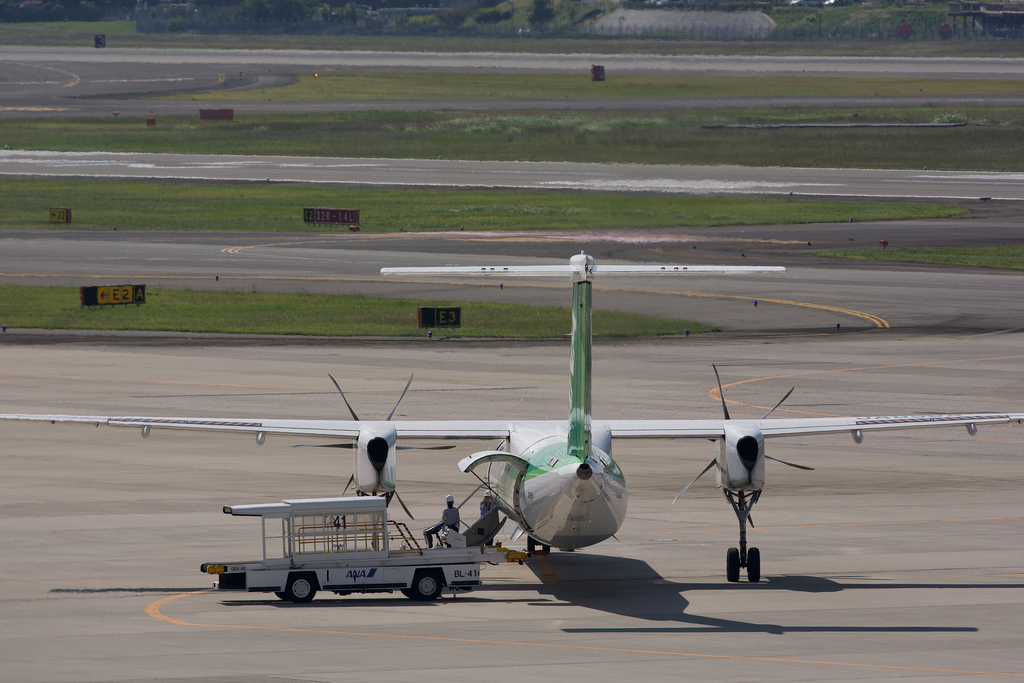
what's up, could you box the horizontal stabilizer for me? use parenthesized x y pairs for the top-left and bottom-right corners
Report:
(382, 264), (785, 278)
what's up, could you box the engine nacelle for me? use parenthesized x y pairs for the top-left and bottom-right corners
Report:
(716, 422), (765, 492)
(354, 424), (397, 495)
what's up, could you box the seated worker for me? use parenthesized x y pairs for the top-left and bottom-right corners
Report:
(423, 494), (461, 548)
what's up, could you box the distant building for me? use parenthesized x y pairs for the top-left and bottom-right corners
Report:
(949, 2), (1024, 38)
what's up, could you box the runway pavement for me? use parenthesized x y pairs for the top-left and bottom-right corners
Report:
(10, 47), (1024, 77)
(6, 150), (1024, 201)
(6, 46), (1024, 118)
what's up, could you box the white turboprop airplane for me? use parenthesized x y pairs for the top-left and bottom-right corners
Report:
(3, 252), (1023, 583)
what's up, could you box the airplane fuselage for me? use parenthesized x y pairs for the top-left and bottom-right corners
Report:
(488, 425), (628, 549)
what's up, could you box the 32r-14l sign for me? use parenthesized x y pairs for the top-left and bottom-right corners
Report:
(303, 208), (359, 225)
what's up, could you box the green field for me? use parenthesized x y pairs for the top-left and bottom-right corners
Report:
(1, 178), (965, 232)
(184, 72), (1024, 102)
(5, 21), (1024, 58)
(817, 244), (1024, 270)
(3, 106), (1023, 170)
(2, 109), (1019, 170)
(0, 286), (710, 338)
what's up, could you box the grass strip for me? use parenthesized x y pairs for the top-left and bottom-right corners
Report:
(3, 108), (1022, 170)
(1, 179), (965, 232)
(0, 286), (712, 338)
(815, 245), (1024, 270)
(6, 23), (1024, 59)
(183, 72), (1024, 102)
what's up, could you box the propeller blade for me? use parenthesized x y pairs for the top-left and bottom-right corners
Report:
(674, 457), (717, 503)
(394, 491), (414, 520)
(328, 373), (360, 422)
(766, 455), (815, 471)
(712, 364), (731, 420)
(762, 386), (795, 419)
(325, 373), (431, 520)
(386, 373), (414, 422)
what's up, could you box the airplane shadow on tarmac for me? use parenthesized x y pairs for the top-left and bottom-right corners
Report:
(208, 551), (1019, 636)
(511, 552), (1012, 635)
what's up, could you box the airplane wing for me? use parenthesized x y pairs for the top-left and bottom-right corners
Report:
(5, 412), (1021, 441)
(601, 413), (1024, 439)
(0, 413), (524, 441)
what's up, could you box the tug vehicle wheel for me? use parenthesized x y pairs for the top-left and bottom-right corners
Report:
(408, 569), (444, 601)
(283, 573), (318, 603)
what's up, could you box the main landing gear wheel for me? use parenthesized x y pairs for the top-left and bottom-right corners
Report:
(726, 547), (740, 583)
(726, 546), (761, 583)
(725, 490), (762, 583)
(746, 547), (761, 583)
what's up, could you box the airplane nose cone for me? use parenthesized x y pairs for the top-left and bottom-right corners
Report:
(576, 462), (593, 480)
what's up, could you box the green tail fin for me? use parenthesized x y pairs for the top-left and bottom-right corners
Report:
(379, 252), (784, 467)
(567, 275), (592, 463)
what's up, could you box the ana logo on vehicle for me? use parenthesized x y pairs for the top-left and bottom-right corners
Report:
(346, 568), (378, 580)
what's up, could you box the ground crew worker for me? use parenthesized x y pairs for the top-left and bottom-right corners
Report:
(479, 490), (495, 517)
(441, 494), (460, 530)
(423, 494), (461, 548)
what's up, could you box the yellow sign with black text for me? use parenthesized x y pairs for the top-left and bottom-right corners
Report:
(50, 208), (72, 223)
(80, 284), (146, 307)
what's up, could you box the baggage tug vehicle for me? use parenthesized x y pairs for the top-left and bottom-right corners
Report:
(202, 496), (526, 603)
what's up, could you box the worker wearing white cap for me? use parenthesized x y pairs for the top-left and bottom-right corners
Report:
(441, 494), (460, 530)
(479, 490), (495, 517)
(424, 494), (461, 548)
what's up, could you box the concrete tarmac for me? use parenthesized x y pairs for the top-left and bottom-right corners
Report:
(2, 312), (1024, 681)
